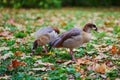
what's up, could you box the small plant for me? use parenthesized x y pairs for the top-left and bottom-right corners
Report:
(113, 26), (120, 34)
(14, 32), (27, 38)
(92, 30), (106, 39)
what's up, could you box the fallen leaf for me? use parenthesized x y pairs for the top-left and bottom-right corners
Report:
(12, 59), (20, 68)
(80, 69), (84, 74)
(12, 59), (26, 68)
(106, 28), (113, 32)
(80, 74), (86, 79)
(14, 51), (23, 56)
(76, 58), (90, 65)
(56, 59), (65, 63)
(7, 19), (18, 26)
(50, 66), (56, 70)
(61, 21), (67, 27)
(87, 65), (95, 70)
(0, 51), (13, 60)
(93, 44), (112, 53)
(105, 60), (114, 67)
(32, 67), (46, 71)
(0, 47), (10, 52)
(63, 60), (74, 65)
(34, 55), (42, 59)
(104, 21), (113, 25)
(34, 60), (53, 67)
(0, 31), (12, 37)
(94, 52), (108, 60)
(94, 63), (108, 74)
(111, 45), (117, 55)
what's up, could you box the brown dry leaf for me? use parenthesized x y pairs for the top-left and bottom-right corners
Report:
(94, 63), (108, 74)
(56, 59), (65, 63)
(76, 58), (90, 65)
(14, 51), (23, 56)
(34, 60), (53, 67)
(63, 60), (74, 66)
(12, 59), (26, 68)
(74, 65), (81, 72)
(50, 66), (56, 70)
(111, 45), (117, 55)
(104, 21), (113, 25)
(61, 21), (67, 27)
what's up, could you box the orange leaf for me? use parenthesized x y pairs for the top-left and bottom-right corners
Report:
(12, 59), (26, 68)
(94, 64), (106, 74)
(51, 66), (56, 70)
(111, 45), (117, 55)
(14, 51), (23, 56)
(12, 59), (20, 68)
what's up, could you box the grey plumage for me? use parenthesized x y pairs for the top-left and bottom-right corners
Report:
(49, 23), (97, 61)
(32, 26), (59, 54)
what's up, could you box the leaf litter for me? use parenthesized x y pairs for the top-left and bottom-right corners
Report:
(0, 8), (120, 79)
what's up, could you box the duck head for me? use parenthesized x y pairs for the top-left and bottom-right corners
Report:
(83, 23), (98, 33)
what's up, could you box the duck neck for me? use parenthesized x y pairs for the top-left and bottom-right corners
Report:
(82, 31), (92, 43)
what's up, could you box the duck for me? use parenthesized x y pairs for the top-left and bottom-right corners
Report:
(49, 23), (98, 61)
(32, 26), (59, 54)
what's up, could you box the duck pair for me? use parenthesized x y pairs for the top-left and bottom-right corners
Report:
(32, 23), (98, 61)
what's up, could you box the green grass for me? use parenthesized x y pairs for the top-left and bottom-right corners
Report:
(0, 8), (120, 80)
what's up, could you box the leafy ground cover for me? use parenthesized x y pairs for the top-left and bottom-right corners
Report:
(0, 8), (120, 80)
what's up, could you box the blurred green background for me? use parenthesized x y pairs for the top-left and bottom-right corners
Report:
(0, 0), (120, 8)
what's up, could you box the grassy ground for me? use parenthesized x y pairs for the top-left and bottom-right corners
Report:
(0, 8), (120, 80)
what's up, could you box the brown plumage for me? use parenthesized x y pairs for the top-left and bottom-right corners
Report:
(32, 26), (59, 54)
(49, 23), (98, 61)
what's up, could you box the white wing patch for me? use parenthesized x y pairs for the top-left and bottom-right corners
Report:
(49, 31), (58, 42)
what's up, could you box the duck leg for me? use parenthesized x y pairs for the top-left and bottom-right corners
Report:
(69, 49), (76, 61)
(43, 46), (48, 54)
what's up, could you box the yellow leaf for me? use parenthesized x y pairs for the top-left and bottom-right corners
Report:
(48, 51), (54, 55)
